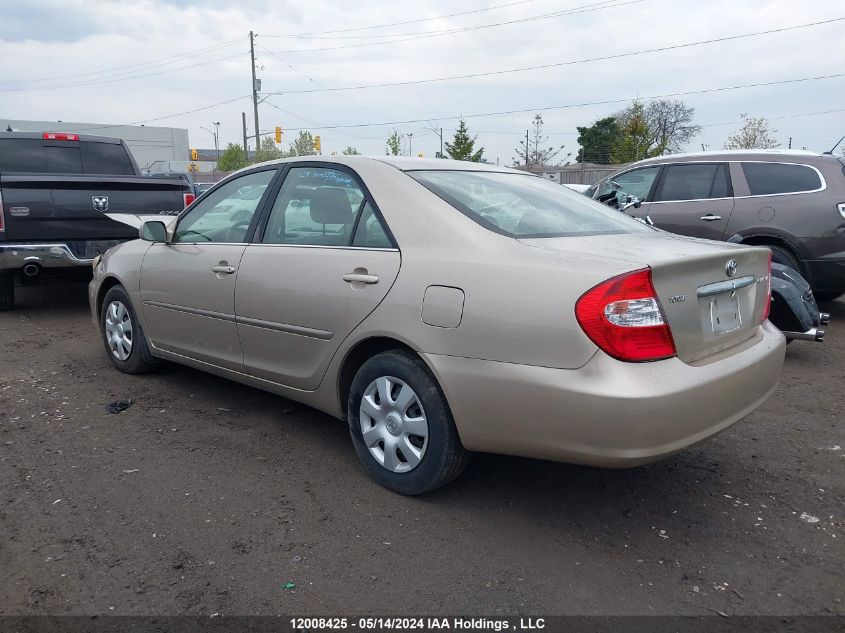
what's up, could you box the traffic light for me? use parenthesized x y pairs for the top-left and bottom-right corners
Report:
(190, 148), (198, 161)
(313, 135), (321, 154)
(274, 126), (282, 144)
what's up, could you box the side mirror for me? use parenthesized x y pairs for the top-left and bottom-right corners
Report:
(140, 220), (168, 242)
(620, 196), (642, 212)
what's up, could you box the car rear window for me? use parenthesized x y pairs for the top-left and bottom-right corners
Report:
(0, 138), (133, 175)
(410, 170), (651, 238)
(80, 142), (134, 175)
(657, 163), (730, 201)
(741, 162), (822, 195)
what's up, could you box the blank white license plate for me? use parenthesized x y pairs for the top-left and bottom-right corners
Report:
(709, 292), (742, 335)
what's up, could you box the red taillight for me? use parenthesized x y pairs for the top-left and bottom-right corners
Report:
(183, 192), (196, 208)
(42, 132), (79, 141)
(761, 252), (772, 323)
(575, 268), (677, 362)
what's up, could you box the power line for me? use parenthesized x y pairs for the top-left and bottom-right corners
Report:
(265, 0), (644, 54)
(263, 17), (845, 96)
(0, 38), (244, 84)
(70, 95), (252, 131)
(265, 72), (845, 133)
(0, 50), (247, 93)
(263, 0), (545, 37)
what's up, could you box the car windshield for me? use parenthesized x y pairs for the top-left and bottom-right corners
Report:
(410, 170), (650, 238)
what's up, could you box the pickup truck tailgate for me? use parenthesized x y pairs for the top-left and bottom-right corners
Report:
(0, 174), (187, 241)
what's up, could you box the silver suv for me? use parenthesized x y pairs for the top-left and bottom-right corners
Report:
(587, 150), (845, 300)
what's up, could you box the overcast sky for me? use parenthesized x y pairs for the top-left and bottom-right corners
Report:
(1, 0), (844, 163)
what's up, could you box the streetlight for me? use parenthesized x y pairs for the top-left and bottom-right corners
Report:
(408, 132), (413, 156)
(201, 122), (220, 181)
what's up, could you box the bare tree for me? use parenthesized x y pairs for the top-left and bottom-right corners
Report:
(512, 114), (570, 168)
(724, 114), (780, 150)
(612, 99), (701, 155)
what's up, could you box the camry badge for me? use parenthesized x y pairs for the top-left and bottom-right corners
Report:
(725, 258), (738, 277)
(92, 196), (109, 212)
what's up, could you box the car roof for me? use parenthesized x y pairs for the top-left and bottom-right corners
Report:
(631, 148), (829, 166)
(0, 130), (124, 144)
(240, 154), (525, 174)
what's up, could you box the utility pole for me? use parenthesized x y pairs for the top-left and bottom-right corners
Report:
(213, 122), (220, 176)
(242, 112), (249, 161)
(250, 31), (261, 157)
(408, 133), (413, 156)
(439, 128), (443, 157)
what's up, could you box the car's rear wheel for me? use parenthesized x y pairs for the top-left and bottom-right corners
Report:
(766, 244), (802, 275)
(100, 285), (158, 374)
(348, 350), (469, 495)
(0, 273), (14, 311)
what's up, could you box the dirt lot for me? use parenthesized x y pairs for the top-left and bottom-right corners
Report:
(0, 282), (843, 616)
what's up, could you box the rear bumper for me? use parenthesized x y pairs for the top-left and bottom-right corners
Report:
(0, 243), (95, 272)
(423, 321), (785, 467)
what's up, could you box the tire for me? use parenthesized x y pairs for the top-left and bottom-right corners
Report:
(347, 350), (470, 495)
(0, 273), (13, 311)
(99, 285), (158, 374)
(766, 244), (802, 275)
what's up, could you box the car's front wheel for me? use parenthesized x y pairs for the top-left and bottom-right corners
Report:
(100, 285), (158, 374)
(348, 350), (469, 495)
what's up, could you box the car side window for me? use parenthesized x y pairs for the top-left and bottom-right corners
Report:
(596, 166), (660, 202)
(173, 169), (276, 243)
(262, 167), (366, 246)
(741, 162), (822, 195)
(352, 202), (392, 248)
(657, 163), (729, 201)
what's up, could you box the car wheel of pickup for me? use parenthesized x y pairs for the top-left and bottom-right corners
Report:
(348, 350), (469, 495)
(0, 273), (13, 311)
(100, 285), (158, 374)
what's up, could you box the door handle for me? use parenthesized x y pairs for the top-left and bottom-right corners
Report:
(211, 264), (236, 274)
(700, 214), (722, 222)
(343, 272), (379, 284)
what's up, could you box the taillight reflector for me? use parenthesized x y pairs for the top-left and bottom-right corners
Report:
(183, 192), (196, 208)
(575, 268), (677, 362)
(43, 132), (79, 141)
(761, 252), (773, 323)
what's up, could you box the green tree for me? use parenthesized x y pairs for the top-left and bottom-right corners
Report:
(512, 114), (568, 168)
(342, 146), (361, 155)
(216, 142), (248, 171)
(254, 136), (283, 163)
(608, 99), (701, 160)
(287, 130), (317, 157)
(576, 117), (620, 164)
(386, 129), (403, 156)
(444, 119), (484, 162)
(611, 101), (656, 162)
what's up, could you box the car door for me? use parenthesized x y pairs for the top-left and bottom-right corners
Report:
(139, 168), (278, 370)
(235, 164), (400, 390)
(645, 162), (735, 240)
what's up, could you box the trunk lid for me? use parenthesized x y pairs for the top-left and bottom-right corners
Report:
(0, 174), (188, 242)
(520, 232), (771, 363)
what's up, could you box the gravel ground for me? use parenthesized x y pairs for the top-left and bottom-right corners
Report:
(0, 282), (843, 616)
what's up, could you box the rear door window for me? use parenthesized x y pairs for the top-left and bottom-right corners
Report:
(741, 162), (822, 195)
(81, 142), (135, 175)
(656, 163), (730, 201)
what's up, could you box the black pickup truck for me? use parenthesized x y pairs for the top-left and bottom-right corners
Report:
(0, 131), (195, 309)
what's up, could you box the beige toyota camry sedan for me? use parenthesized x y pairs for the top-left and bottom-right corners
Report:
(89, 156), (785, 494)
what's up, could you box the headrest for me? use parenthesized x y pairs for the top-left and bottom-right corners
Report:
(309, 187), (353, 225)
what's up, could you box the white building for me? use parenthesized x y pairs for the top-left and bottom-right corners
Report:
(2, 118), (189, 171)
